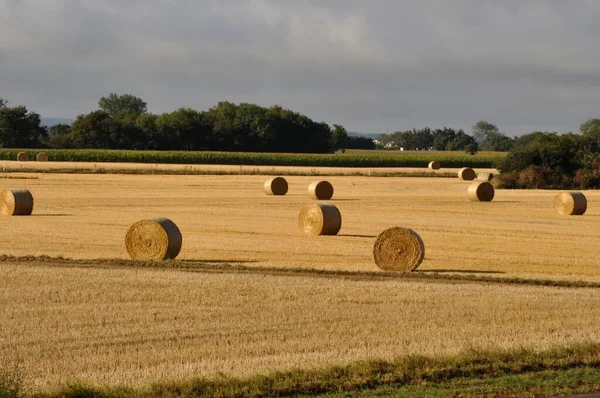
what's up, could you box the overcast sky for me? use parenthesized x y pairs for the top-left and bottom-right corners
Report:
(1, 0), (600, 135)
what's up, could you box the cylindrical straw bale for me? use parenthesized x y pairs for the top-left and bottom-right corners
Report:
(264, 177), (288, 196)
(467, 181), (495, 202)
(298, 203), (341, 236)
(457, 167), (476, 181)
(373, 227), (425, 272)
(37, 152), (49, 162)
(308, 180), (334, 200)
(476, 172), (494, 181)
(16, 152), (29, 162)
(554, 192), (587, 216)
(125, 217), (182, 260)
(0, 189), (34, 216)
(428, 161), (440, 170)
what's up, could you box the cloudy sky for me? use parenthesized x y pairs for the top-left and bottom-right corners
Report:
(1, 0), (600, 135)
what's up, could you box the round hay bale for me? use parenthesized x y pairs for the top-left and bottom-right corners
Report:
(373, 227), (425, 272)
(308, 180), (334, 200)
(0, 188), (34, 216)
(467, 181), (495, 202)
(457, 167), (476, 181)
(264, 176), (288, 196)
(298, 203), (341, 236)
(476, 172), (494, 181)
(554, 192), (587, 216)
(428, 161), (440, 170)
(125, 217), (182, 260)
(36, 152), (49, 162)
(16, 152), (29, 162)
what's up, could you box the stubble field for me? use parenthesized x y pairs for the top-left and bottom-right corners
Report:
(2, 170), (600, 393)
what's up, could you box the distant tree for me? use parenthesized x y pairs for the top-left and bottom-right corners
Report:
(330, 124), (349, 153)
(479, 131), (514, 151)
(346, 136), (375, 150)
(46, 124), (74, 148)
(0, 97), (6, 108)
(98, 93), (148, 117)
(0, 105), (47, 148)
(472, 120), (499, 144)
(447, 130), (478, 152)
(580, 119), (600, 144)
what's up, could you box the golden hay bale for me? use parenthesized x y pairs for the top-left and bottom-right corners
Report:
(308, 180), (334, 200)
(457, 167), (476, 181)
(36, 152), (49, 162)
(467, 181), (495, 202)
(298, 203), (341, 236)
(554, 192), (587, 216)
(125, 217), (182, 260)
(428, 161), (440, 170)
(264, 176), (288, 196)
(16, 152), (29, 162)
(373, 227), (425, 272)
(0, 188), (34, 216)
(476, 172), (494, 181)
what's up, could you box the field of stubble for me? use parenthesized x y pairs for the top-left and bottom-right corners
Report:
(2, 171), (600, 392)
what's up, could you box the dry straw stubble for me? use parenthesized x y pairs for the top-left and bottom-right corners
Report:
(264, 176), (288, 196)
(308, 180), (334, 200)
(37, 152), (49, 162)
(428, 161), (440, 170)
(0, 188), (34, 216)
(298, 203), (342, 236)
(458, 167), (476, 181)
(125, 217), (182, 260)
(554, 192), (587, 216)
(373, 227), (425, 271)
(468, 181), (495, 202)
(16, 152), (29, 162)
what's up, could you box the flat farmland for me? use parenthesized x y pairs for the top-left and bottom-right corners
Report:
(0, 172), (598, 280)
(3, 172), (600, 394)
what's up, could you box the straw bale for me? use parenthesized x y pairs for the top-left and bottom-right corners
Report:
(467, 181), (495, 202)
(16, 152), (28, 162)
(298, 203), (341, 236)
(476, 172), (494, 181)
(373, 227), (425, 272)
(0, 188), (34, 216)
(125, 217), (182, 260)
(554, 192), (587, 216)
(37, 152), (49, 162)
(308, 180), (334, 200)
(428, 161), (440, 170)
(457, 167), (476, 181)
(264, 176), (288, 196)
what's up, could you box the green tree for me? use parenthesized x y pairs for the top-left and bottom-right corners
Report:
(0, 97), (6, 108)
(46, 124), (74, 148)
(472, 120), (499, 143)
(330, 124), (349, 153)
(580, 119), (600, 140)
(447, 130), (478, 152)
(0, 105), (47, 148)
(479, 131), (514, 151)
(98, 93), (148, 117)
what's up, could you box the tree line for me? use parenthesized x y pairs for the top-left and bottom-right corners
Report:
(0, 94), (349, 153)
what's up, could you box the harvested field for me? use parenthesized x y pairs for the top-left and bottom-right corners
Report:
(0, 172), (598, 281)
(2, 262), (600, 391)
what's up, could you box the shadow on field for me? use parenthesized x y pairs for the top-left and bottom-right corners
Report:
(338, 234), (377, 239)
(418, 269), (505, 275)
(31, 214), (73, 217)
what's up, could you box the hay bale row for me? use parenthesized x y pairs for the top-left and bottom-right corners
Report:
(554, 192), (587, 216)
(0, 188), (33, 216)
(457, 167), (476, 181)
(264, 177), (334, 200)
(16, 152), (48, 162)
(468, 181), (495, 202)
(476, 172), (494, 182)
(373, 227), (425, 272)
(298, 203), (341, 236)
(428, 161), (440, 170)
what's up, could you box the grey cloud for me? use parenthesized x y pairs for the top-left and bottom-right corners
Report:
(1, 0), (600, 134)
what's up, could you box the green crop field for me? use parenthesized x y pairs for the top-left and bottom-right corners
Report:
(0, 149), (505, 168)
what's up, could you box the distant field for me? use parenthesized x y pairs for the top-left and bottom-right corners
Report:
(344, 149), (508, 158)
(0, 148), (505, 168)
(2, 172), (600, 395)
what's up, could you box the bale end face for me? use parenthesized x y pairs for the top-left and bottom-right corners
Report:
(37, 152), (49, 162)
(264, 177), (288, 196)
(308, 181), (334, 200)
(554, 192), (587, 216)
(16, 152), (29, 162)
(476, 172), (494, 182)
(428, 161), (440, 170)
(457, 167), (476, 181)
(125, 217), (182, 260)
(298, 203), (342, 236)
(373, 227), (425, 272)
(467, 181), (495, 202)
(0, 188), (34, 216)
